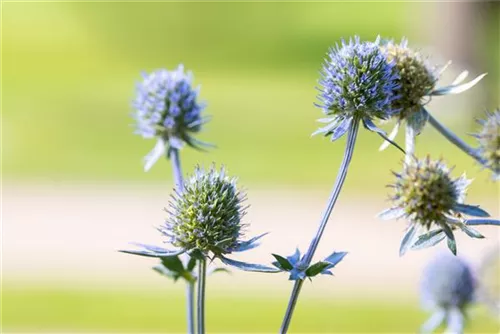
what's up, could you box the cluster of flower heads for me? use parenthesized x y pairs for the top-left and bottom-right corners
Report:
(473, 109), (500, 180)
(121, 165), (278, 273)
(420, 253), (476, 333)
(380, 157), (491, 255)
(314, 36), (402, 144)
(132, 65), (209, 170)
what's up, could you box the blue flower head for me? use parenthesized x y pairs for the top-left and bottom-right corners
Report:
(132, 65), (210, 170)
(314, 36), (401, 142)
(379, 157), (493, 255)
(473, 109), (500, 181)
(419, 252), (476, 333)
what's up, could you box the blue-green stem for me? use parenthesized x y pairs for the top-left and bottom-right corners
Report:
(405, 123), (416, 163)
(279, 118), (360, 333)
(170, 148), (184, 190)
(186, 282), (195, 334)
(169, 148), (195, 333)
(426, 112), (485, 164)
(197, 258), (207, 334)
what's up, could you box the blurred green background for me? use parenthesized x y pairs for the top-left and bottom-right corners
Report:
(2, 1), (499, 333)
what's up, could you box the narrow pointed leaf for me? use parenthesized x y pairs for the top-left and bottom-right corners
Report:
(460, 225), (484, 239)
(379, 122), (400, 151)
(329, 117), (352, 141)
(232, 233), (269, 252)
(431, 73), (487, 96)
(464, 218), (500, 226)
(143, 139), (166, 172)
(451, 70), (468, 85)
(219, 256), (280, 273)
(324, 251), (348, 268)
(271, 254), (293, 271)
(119, 243), (184, 258)
(311, 118), (342, 136)
(442, 225), (457, 255)
(453, 203), (490, 217)
(363, 118), (405, 154)
(305, 261), (331, 277)
(411, 229), (445, 250)
(378, 207), (406, 220)
(399, 225), (417, 256)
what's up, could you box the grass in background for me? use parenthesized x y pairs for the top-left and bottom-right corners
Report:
(2, 285), (499, 333)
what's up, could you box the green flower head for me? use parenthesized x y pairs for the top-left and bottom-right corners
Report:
(162, 165), (247, 255)
(381, 39), (437, 120)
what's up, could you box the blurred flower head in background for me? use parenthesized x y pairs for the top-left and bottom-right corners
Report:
(419, 252), (476, 333)
(421, 252), (476, 310)
(133, 65), (208, 147)
(473, 109), (500, 181)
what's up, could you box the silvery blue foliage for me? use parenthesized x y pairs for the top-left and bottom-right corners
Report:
(472, 110), (500, 181)
(132, 65), (210, 171)
(120, 165), (278, 273)
(313, 36), (403, 151)
(272, 249), (347, 280)
(378, 157), (499, 256)
(420, 252), (476, 333)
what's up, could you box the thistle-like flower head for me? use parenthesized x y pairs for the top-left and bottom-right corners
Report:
(391, 157), (467, 229)
(379, 157), (492, 255)
(318, 36), (400, 120)
(474, 109), (500, 180)
(162, 165), (246, 255)
(120, 165), (279, 273)
(381, 39), (437, 120)
(132, 65), (210, 171)
(421, 253), (476, 310)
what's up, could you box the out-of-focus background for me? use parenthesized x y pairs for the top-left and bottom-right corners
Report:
(2, 1), (499, 333)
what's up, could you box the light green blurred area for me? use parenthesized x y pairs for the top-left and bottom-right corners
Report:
(3, 2), (497, 189)
(2, 286), (499, 333)
(2, 2), (500, 333)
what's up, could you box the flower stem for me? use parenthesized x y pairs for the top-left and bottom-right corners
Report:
(279, 118), (360, 333)
(169, 148), (196, 332)
(405, 123), (416, 164)
(426, 112), (485, 164)
(186, 281), (195, 334)
(197, 258), (207, 334)
(170, 148), (184, 190)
